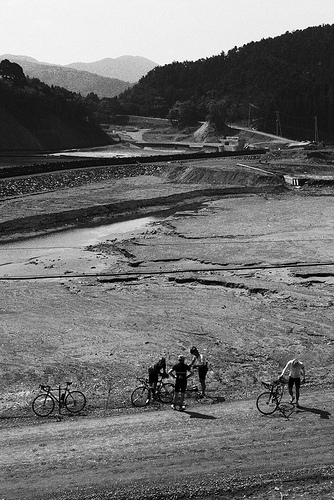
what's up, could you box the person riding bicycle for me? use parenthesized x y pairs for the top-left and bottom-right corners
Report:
(189, 346), (208, 398)
(279, 357), (305, 407)
(168, 355), (192, 411)
(147, 356), (168, 403)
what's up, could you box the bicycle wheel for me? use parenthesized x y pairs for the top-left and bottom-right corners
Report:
(256, 391), (279, 415)
(158, 383), (175, 403)
(32, 394), (55, 417)
(65, 390), (86, 413)
(131, 386), (150, 407)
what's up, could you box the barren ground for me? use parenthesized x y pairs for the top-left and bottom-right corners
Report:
(0, 149), (333, 499)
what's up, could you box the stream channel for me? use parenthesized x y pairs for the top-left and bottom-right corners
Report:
(0, 217), (156, 279)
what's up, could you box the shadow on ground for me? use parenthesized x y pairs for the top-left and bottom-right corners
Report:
(297, 405), (331, 420)
(183, 410), (218, 420)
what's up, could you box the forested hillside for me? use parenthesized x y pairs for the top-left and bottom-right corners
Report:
(0, 60), (113, 151)
(116, 24), (334, 142)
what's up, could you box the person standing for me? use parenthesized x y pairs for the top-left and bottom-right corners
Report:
(147, 357), (168, 404)
(168, 355), (192, 411)
(189, 346), (208, 398)
(280, 358), (305, 407)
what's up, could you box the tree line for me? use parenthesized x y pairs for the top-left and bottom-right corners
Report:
(112, 24), (334, 142)
(2, 24), (334, 143)
(0, 59), (116, 149)
(0, 59), (96, 125)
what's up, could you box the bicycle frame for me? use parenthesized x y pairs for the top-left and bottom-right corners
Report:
(185, 372), (198, 394)
(32, 381), (86, 417)
(256, 379), (288, 416)
(262, 380), (284, 401)
(138, 376), (170, 391)
(40, 381), (72, 407)
(131, 376), (174, 407)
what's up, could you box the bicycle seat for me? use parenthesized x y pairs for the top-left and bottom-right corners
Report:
(261, 381), (271, 389)
(66, 381), (72, 385)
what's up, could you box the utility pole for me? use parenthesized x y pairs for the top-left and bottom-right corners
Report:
(276, 111), (282, 136)
(314, 116), (319, 143)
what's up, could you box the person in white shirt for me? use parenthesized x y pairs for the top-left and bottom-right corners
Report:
(280, 358), (305, 407)
(189, 346), (208, 398)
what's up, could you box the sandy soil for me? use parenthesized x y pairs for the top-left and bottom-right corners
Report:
(0, 152), (334, 499)
(1, 391), (333, 500)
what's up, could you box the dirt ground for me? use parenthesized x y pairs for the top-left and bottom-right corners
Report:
(0, 150), (334, 499)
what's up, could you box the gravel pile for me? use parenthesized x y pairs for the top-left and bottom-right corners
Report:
(0, 163), (164, 198)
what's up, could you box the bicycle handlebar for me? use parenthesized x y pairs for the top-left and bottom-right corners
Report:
(40, 381), (73, 391)
(261, 377), (287, 389)
(136, 377), (147, 384)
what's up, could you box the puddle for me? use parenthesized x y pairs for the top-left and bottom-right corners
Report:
(0, 217), (155, 278)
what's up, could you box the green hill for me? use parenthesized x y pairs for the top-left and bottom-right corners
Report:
(117, 24), (334, 142)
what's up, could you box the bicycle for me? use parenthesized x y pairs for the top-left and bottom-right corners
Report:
(32, 381), (86, 417)
(256, 378), (293, 417)
(131, 376), (174, 407)
(182, 373), (212, 404)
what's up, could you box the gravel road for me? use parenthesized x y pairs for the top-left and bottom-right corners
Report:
(1, 388), (333, 500)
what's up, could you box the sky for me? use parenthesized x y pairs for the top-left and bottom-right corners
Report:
(1, 0), (334, 66)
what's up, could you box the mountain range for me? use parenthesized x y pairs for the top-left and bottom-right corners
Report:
(66, 55), (158, 83)
(0, 54), (157, 98)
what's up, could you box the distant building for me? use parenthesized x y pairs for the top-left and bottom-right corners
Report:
(219, 136), (246, 152)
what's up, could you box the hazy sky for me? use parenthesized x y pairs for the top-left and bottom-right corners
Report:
(2, 0), (334, 65)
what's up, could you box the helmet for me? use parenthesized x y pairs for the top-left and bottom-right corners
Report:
(178, 355), (185, 362)
(190, 346), (198, 355)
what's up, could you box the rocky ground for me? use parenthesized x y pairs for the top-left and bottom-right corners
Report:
(0, 147), (333, 499)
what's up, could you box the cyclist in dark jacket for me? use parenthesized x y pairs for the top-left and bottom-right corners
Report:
(147, 357), (168, 403)
(168, 355), (192, 410)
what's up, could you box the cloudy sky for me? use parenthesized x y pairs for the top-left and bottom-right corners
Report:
(2, 0), (334, 65)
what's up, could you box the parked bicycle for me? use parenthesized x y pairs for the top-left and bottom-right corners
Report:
(32, 381), (86, 417)
(181, 374), (211, 405)
(131, 376), (174, 407)
(185, 373), (201, 398)
(256, 378), (293, 417)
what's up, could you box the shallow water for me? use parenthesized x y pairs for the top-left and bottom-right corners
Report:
(0, 216), (155, 277)
(51, 141), (185, 158)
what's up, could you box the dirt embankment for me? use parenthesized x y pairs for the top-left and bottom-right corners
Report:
(0, 156), (284, 241)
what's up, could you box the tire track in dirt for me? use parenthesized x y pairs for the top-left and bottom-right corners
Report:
(1, 389), (333, 499)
